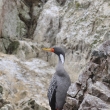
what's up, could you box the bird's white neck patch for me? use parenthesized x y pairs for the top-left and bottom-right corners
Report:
(60, 54), (64, 64)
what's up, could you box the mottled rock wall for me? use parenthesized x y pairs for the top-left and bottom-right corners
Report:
(33, 0), (110, 81)
(0, 0), (110, 81)
(0, 0), (44, 39)
(0, 0), (44, 59)
(64, 40), (110, 110)
(0, 0), (110, 109)
(0, 53), (54, 110)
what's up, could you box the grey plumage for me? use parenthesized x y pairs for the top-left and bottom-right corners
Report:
(48, 75), (57, 103)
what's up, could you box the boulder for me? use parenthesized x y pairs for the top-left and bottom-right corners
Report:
(79, 94), (110, 110)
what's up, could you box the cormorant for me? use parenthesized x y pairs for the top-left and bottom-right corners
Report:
(43, 47), (71, 110)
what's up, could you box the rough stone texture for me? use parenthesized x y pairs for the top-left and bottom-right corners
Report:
(0, 0), (26, 39)
(0, 0), (49, 60)
(33, 0), (110, 81)
(67, 82), (81, 98)
(0, 92), (14, 110)
(0, 0), (110, 82)
(17, 0), (43, 39)
(34, 0), (59, 46)
(0, 0), (44, 39)
(19, 99), (48, 110)
(0, 53), (54, 110)
(16, 40), (39, 59)
(64, 40), (110, 110)
(56, 0), (67, 6)
(0, 0), (110, 109)
(79, 94), (110, 110)
(0, 0), (45, 55)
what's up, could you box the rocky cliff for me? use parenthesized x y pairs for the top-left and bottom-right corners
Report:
(1, 0), (110, 81)
(0, 0), (110, 110)
(0, 52), (54, 110)
(64, 40), (110, 110)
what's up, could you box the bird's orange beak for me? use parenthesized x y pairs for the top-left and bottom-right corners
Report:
(42, 48), (54, 52)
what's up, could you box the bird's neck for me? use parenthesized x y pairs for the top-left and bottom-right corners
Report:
(56, 54), (65, 73)
(58, 54), (65, 64)
(56, 54), (65, 75)
(56, 58), (65, 76)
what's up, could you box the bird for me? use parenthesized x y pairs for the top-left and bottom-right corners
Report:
(42, 47), (71, 110)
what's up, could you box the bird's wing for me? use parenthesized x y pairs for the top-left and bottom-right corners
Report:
(47, 75), (57, 109)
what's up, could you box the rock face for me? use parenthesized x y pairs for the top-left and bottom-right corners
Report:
(0, 53), (54, 110)
(64, 40), (110, 110)
(0, 0), (110, 81)
(33, 0), (110, 81)
(0, 0), (110, 110)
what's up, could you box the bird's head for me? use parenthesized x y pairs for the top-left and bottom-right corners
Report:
(42, 47), (65, 63)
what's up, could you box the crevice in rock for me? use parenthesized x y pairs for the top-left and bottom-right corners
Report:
(14, 0), (44, 39)
(56, 0), (67, 6)
(18, 13), (31, 29)
(1, 37), (9, 54)
(1, 37), (20, 54)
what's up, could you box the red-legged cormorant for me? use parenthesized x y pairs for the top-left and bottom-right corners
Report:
(43, 47), (71, 110)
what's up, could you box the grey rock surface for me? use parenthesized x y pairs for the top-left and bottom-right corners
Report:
(64, 40), (110, 110)
(0, 0), (110, 82)
(0, 0), (110, 110)
(33, 0), (110, 82)
(79, 94), (110, 110)
(0, 53), (55, 110)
